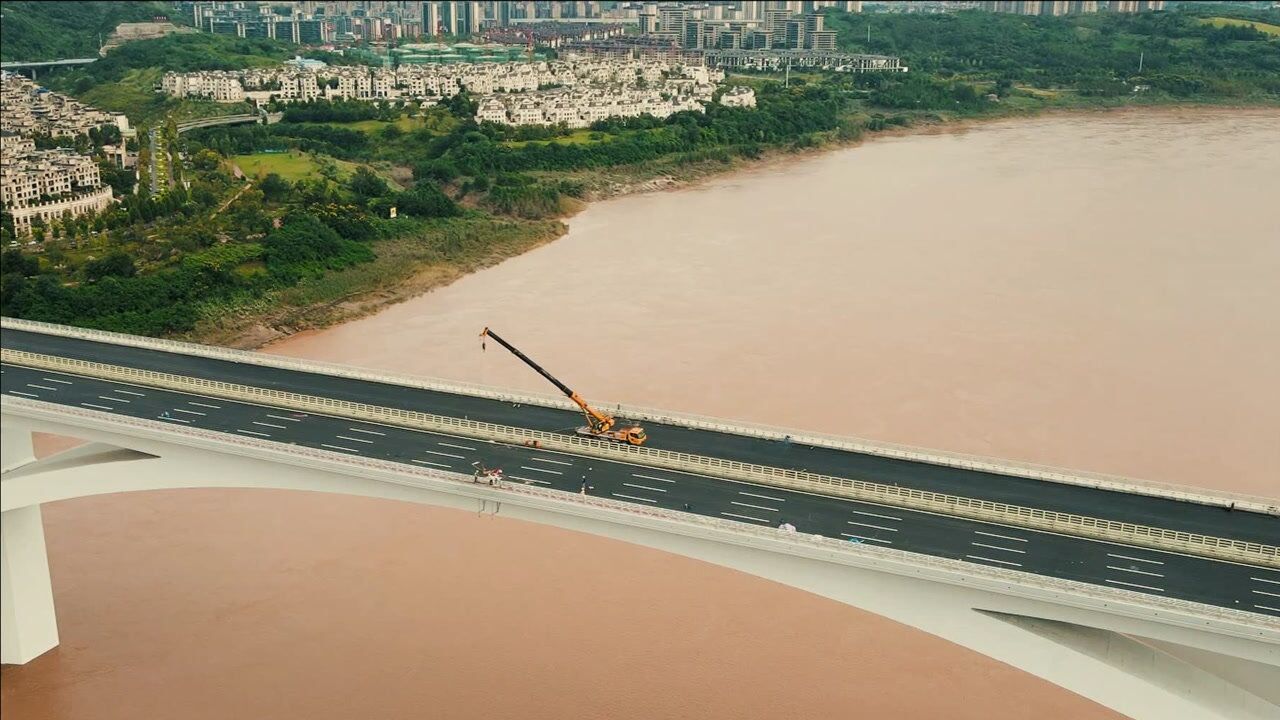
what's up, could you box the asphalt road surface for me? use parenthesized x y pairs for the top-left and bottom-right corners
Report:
(3, 363), (1277, 617)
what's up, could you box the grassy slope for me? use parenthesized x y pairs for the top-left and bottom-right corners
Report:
(0, 1), (172, 61)
(1198, 17), (1280, 36)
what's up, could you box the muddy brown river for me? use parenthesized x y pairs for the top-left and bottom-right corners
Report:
(4, 108), (1277, 719)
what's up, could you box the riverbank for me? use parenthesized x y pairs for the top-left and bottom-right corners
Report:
(205, 101), (1278, 350)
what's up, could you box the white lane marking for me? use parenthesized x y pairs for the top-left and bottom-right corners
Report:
(847, 520), (898, 533)
(8, 390), (39, 398)
(267, 414), (301, 423)
(1251, 577), (1280, 586)
(732, 501), (779, 512)
(27, 383), (57, 391)
(348, 427), (386, 436)
(115, 389), (145, 397)
(254, 421), (286, 429)
(508, 474), (550, 485)
(966, 555), (1022, 568)
(974, 530), (1027, 543)
(530, 456), (574, 466)
(412, 459), (451, 468)
(323, 444), (359, 453)
(1254, 604), (1280, 613)
(1107, 553), (1164, 566)
(81, 402), (113, 410)
(738, 490), (786, 502)
(237, 429), (271, 438)
(721, 511), (770, 524)
(971, 542), (1026, 555)
(42, 378), (73, 385)
(1252, 589), (1280, 599)
(850, 509), (901, 522)
(612, 492), (658, 504)
(100, 395), (130, 403)
(1105, 578), (1164, 593)
(1106, 565), (1164, 578)
(438, 442), (476, 451)
(335, 435), (374, 444)
(841, 533), (893, 545)
(160, 416), (191, 424)
(174, 408), (205, 416)
(631, 473), (675, 483)
(425, 450), (464, 459)
(519, 465), (562, 475)
(624, 483), (668, 493)
(188, 401), (221, 409)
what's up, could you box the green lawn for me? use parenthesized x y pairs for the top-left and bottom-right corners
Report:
(503, 129), (616, 148)
(232, 151), (359, 182)
(1197, 17), (1280, 36)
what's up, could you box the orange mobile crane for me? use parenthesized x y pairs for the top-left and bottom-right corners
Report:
(480, 327), (648, 446)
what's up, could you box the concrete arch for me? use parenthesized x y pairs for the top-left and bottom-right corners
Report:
(2, 416), (1277, 719)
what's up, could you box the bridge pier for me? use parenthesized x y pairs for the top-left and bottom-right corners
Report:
(1, 504), (59, 665)
(1, 426), (60, 665)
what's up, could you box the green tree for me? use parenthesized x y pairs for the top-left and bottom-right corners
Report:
(259, 172), (292, 202)
(82, 250), (136, 282)
(347, 166), (390, 202)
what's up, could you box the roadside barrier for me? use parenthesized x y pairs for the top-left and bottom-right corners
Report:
(4, 347), (1276, 569)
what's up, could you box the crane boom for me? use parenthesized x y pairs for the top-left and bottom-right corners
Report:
(479, 327), (647, 445)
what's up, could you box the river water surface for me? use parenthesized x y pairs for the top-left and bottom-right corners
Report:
(4, 108), (1277, 719)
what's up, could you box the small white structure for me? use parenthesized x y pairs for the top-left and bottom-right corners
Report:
(719, 85), (757, 108)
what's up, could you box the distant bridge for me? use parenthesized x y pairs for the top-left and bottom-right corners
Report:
(174, 113), (262, 134)
(0, 58), (96, 80)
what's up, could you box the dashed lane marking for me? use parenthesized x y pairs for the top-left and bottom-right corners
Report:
(425, 449), (464, 459)
(1105, 578), (1164, 593)
(1106, 565), (1164, 578)
(1251, 577), (1280, 585)
(348, 427), (386, 436)
(631, 473), (675, 483)
(160, 416), (191, 424)
(188, 401), (221, 409)
(322, 443), (360, 453)
(42, 378), (73, 385)
(412, 459), (451, 468)
(8, 390), (39, 398)
(972, 542), (1026, 555)
(174, 408), (205, 416)
(81, 402), (113, 411)
(974, 530), (1028, 543)
(849, 509), (902, 522)
(738, 490), (786, 502)
(1254, 604), (1280, 613)
(519, 465), (562, 475)
(1252, 589), (1280, 599)
(530, 456), (574, 466)
(732, 501), (779, 512)
(254, 421), (286, 429)
(100, 396), (130, 403)
(1107, 553), (1163, 565)
(841, 533), (893, 545)
(27, 384), (57, 391)
(612, 492), (658, 504)
(847, 520), (898, 533)
(721, 511), (770, 524)
(438, 442), (476, 451)
(966, 555), (1022, 568)
(509, 475), (550, 485)
(335, 435), (374, 444)
(267, 414), (301, 423)
(623, 482), (668, 493)
(116, 389), (145, 397)
(237, 429), (271, 438)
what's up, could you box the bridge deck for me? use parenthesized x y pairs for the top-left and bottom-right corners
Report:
(4, 328), (1276, 547)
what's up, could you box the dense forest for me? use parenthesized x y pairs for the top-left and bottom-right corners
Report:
(0, 1), (173, 61)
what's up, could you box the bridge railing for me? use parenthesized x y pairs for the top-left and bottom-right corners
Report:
(5, 396), (1276, 635)
(4, 347), (1276, 569)
(3, 317), (1275, 516)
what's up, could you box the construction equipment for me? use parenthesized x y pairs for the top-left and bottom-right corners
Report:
(480, 327), (648, 446)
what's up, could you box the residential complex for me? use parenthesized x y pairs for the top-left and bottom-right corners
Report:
(161, 56), (728, 127)
(0, 73), (120, 237)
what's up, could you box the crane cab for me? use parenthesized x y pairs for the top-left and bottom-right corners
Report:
(577, 424), (648, 446)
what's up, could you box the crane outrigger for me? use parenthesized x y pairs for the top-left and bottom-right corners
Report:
(480, 327), (648, 446)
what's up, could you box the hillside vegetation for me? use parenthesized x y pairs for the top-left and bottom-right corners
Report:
(0, 1), (172, 61)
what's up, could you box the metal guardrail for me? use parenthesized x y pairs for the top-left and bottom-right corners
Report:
(3, 317), (1275, 516)
(4, 347), (1277, 569)
(5, 396), (1276, 634)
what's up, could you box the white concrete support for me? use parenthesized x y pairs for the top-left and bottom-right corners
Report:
(2, 423), (36, 473)
(1, 504), (59, 665)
